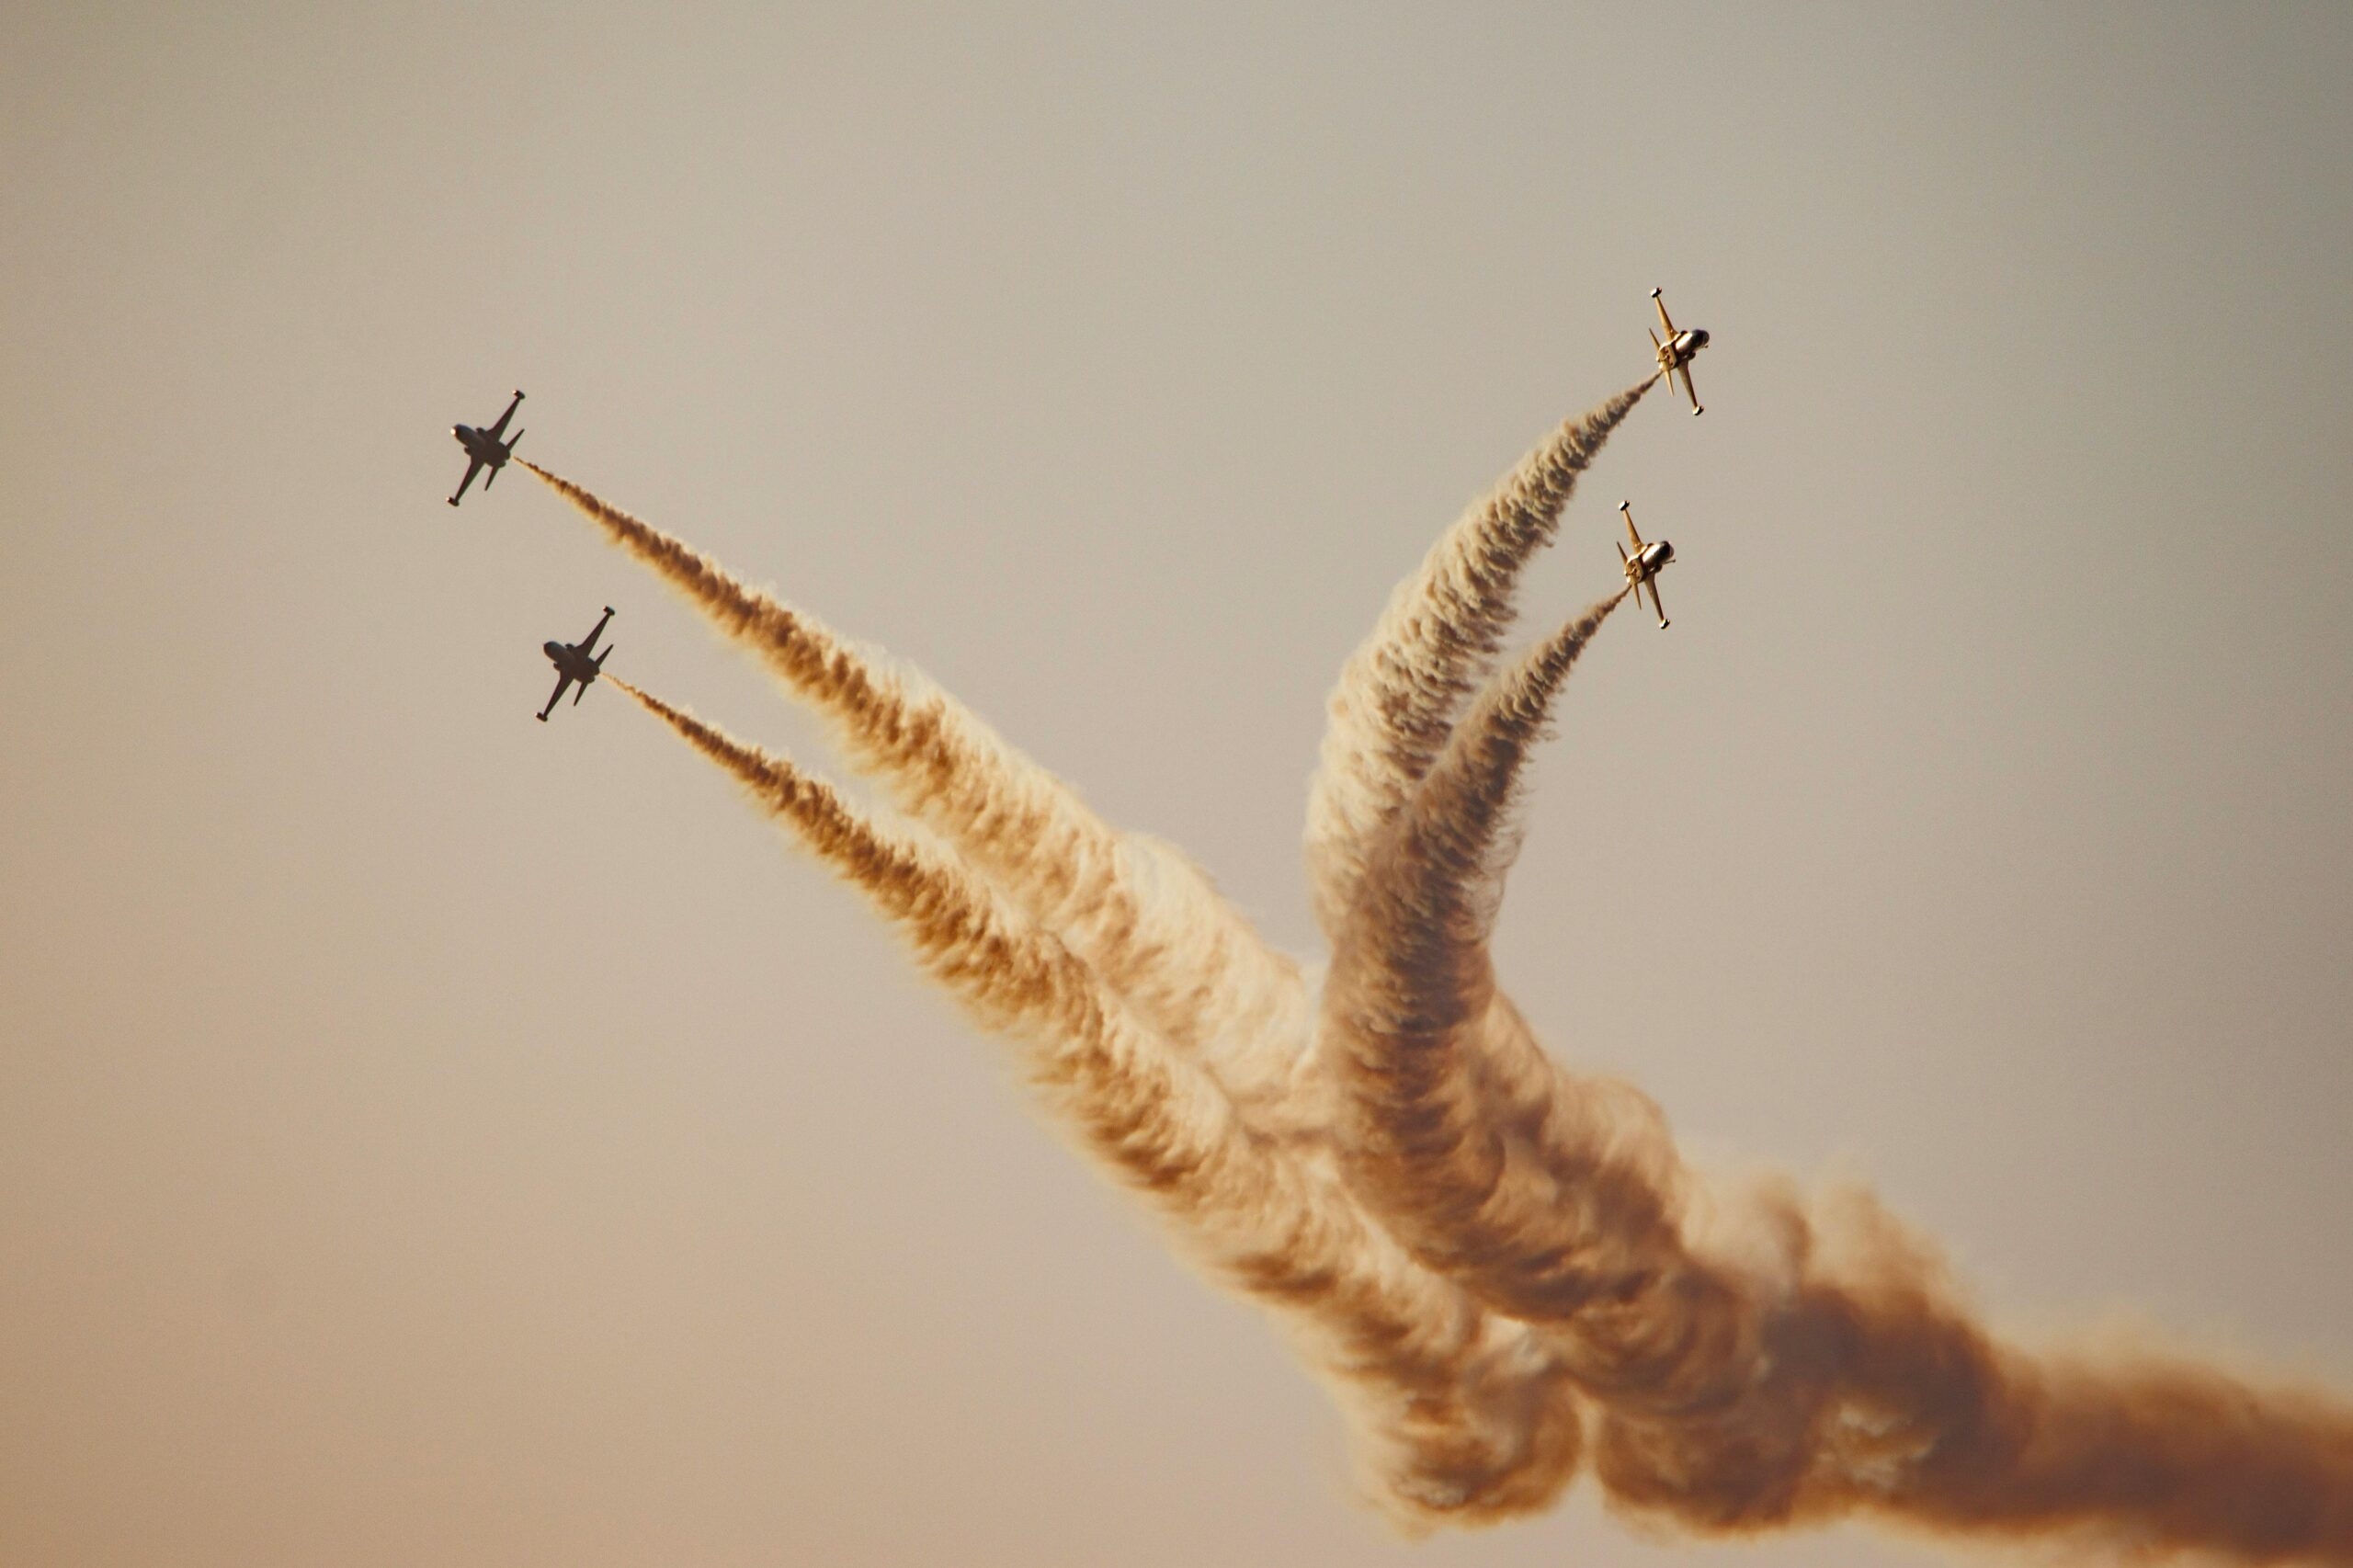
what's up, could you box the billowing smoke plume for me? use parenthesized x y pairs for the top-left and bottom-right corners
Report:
(540, 388), (2353, 1561)
(603, 676), (1582, 1523)
(1320, 603), (2353, 1551)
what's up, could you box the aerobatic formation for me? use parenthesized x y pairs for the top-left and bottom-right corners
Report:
(459, 298), (2353, 1560)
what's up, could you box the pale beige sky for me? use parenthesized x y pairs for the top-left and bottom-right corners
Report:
(4, 5), (2350, 1565)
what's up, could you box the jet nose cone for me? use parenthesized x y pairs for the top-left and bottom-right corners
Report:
(543, 641), (563, 659)
(1691, 328), (1711, 347)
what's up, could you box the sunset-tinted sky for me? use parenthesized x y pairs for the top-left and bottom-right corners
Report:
(5, 6), (2350, 1565)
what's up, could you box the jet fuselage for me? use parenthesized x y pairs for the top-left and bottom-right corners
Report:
(545, 640), (603, 685)
(454, 424), (509, 465)
(1659, 327), (1709, 368)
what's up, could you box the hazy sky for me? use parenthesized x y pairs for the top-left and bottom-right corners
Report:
(5, 5), (2350, 1565)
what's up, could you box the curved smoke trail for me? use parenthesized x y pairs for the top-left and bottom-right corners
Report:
(1324, 588), (1704, 1353)
(549, 382), (2353, 1561)
(1304, 378), (1653, 940)
(1316, 586), (2353, 1554)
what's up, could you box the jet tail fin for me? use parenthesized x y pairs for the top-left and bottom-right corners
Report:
(506, 427), (524, 454)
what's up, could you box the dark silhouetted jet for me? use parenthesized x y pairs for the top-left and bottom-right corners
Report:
(538, 607), (614, 721)
(1616, 501), (1677, 629)
(449, 390), (524, 506)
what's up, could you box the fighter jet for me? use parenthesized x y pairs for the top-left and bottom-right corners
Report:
(537, 606), (615, 722)
(449, 390), (525, 506)
(1648, 289), (1710, 415)
(1616, 501), (1675, 629)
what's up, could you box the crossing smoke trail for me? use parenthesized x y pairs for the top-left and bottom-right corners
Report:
(603, 676), (1581, 1524)
(1314, 541), (2353, 1553)
(549, 386), (2353, 1559)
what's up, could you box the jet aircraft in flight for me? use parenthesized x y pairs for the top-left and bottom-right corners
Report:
(538, 606), (615, 722)
(1616, 501), (1676, 629)
(449, 390), (525, 506)
(1648, 289), (1710, 415)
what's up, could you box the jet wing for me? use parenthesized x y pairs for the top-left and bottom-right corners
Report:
(1644, 575), (1669, 630)
(577, 607), (615, 653)
(484, 391), (523, 442)
(538, 672), (574, 722)
(449, 455), (486, 506)
(1653, 290), (1677, 337)
(1676, 362), (1702, 415)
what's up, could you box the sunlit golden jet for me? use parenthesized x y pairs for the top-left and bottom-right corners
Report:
(1647, 288), (1710, 415)
(1616, 501), (1675, 629)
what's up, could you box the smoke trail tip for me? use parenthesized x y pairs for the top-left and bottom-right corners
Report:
(604, 674), (676, 723)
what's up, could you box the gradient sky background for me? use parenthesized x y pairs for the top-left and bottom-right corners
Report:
(6, 6), (2350, 1565)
